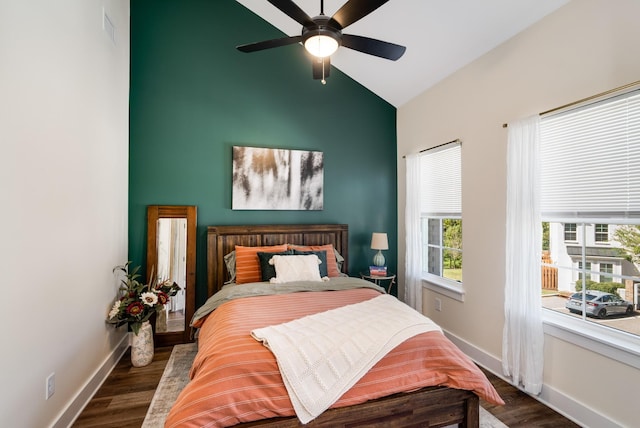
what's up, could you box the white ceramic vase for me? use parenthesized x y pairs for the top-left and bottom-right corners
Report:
(131, 321), (154, 367)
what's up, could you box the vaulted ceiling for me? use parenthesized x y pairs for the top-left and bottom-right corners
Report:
(236, 0), (569, 107)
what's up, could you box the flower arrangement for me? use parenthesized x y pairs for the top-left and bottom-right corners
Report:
(106, 262), (181, 335)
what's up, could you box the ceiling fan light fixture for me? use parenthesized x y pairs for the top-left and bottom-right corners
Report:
(304, 34), (339, 58)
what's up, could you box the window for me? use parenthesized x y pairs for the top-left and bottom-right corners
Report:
(599, 263), (613, 282)
(595, 224), (609, 242)
(564, 223), (577, 241)
(578, 261), (591, 281)
(419, 142), (462, 286)
(539, 85), (640, 362)
(423, 218), (462, 281)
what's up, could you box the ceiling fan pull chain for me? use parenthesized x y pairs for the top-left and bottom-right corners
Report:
(321, 58), (327, 85)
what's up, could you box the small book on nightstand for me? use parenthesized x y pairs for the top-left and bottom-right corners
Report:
(369, 266), (387, 276)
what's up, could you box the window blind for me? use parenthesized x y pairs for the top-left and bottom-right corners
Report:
(420, 142), (461, 216)
(540, 88), (640, 221)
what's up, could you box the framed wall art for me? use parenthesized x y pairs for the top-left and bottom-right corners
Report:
(232, 146), (324, 210)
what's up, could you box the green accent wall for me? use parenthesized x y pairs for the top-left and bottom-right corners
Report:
(129, 0), (398, 305)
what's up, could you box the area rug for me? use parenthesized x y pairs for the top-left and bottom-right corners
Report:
(142, 343), (198, 428)
(142, 343), (507, 428)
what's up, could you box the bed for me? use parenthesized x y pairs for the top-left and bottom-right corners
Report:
(165, 224), (502, 428)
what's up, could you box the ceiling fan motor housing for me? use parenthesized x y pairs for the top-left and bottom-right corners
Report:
(302, 16), (342, 48)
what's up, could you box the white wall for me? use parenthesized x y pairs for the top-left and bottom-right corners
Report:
(0, 1), (130, 426)
(397, 1), (640, 427)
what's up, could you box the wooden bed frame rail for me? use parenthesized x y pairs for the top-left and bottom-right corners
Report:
(240, 386), (479, 427)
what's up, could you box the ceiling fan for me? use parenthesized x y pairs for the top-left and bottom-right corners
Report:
(236, 0), (406, 84)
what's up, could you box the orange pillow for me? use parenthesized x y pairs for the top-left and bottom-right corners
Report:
(234, 244), (288, 284)
(288, 244), (341, 277)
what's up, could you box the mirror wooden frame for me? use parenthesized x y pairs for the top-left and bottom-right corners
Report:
(146, 205), (197, 346)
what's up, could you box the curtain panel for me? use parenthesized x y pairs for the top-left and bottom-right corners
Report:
(503, 115), (544, 395)
(405, 153), (423, 312)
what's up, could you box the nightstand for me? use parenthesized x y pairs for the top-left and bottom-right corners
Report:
(360, 273), (396, 294)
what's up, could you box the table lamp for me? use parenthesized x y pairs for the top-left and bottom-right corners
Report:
(370, 232), (389, 267)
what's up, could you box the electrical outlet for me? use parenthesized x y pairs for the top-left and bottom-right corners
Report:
(46, 373), (55, 400)
(435, 297), (442, 312)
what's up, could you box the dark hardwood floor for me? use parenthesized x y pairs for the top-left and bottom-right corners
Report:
(479, 368), (581, 428)
(72, 346), (580, 428)
(72, 346), (174, 428)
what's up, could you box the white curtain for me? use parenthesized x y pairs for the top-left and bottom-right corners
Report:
(503, 115), (544, 395)
(405, 153), (422, 312)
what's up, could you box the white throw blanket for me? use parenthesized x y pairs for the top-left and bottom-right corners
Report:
(251, 294), (442, 424)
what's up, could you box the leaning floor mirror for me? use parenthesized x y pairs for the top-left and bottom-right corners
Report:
(146, 205), (197, 346)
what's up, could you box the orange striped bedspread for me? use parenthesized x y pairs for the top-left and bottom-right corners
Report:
(165, 287), (503, 428)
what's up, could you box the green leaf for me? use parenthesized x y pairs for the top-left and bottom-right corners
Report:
(130, 322), (141, 335)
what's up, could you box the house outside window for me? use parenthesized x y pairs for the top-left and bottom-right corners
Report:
(419, 142), (462, 287)
(551, 223), (627, 293)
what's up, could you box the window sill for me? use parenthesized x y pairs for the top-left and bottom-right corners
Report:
(543, 309), (640, 370)
(422, 274), (465, 302)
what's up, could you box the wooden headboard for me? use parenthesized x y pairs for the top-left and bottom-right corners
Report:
(207, 224), (349, 296)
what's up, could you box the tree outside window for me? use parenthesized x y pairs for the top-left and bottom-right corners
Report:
(613, 225), (640, 264)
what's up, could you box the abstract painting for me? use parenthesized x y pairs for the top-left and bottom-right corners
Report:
(232, 146), (324, 210)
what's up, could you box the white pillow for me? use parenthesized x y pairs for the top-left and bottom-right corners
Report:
(269, 255), (328, 283)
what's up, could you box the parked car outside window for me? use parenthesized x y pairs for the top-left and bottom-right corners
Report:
(565, 290), (634, 319)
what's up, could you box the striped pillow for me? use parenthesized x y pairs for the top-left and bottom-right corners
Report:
(234, 244), (288, 284)
(288, 244), (341, 277)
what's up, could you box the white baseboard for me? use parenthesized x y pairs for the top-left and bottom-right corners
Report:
(50, 334), (129, 428)
(443, 329), (619, 428)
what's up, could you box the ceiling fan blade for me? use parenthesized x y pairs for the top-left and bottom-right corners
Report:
(266, 0), (315, 27)
(237, 35), (303, 53)
(328, 0), (389, 30)
(312, 56), (331, 80)
(341, 34), (406, 60)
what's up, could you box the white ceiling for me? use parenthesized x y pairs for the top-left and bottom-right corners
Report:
(236, 0), (569, 107)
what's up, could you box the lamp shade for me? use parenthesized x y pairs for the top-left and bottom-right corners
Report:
(371, 233), (389, 250)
